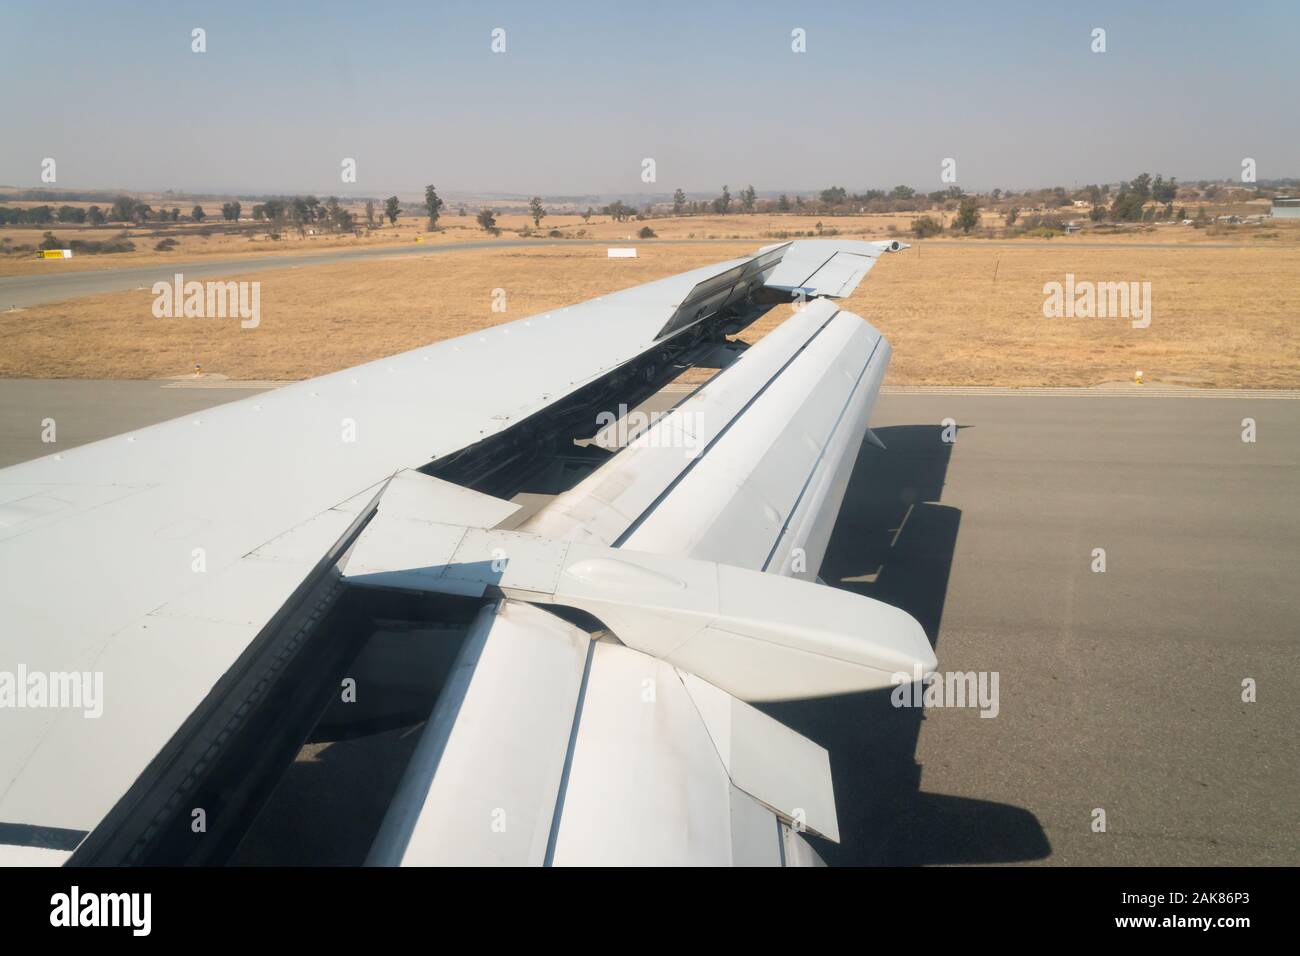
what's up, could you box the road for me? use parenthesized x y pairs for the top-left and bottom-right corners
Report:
(0, 380), (1294, 866)
(0, 238), (1259, 309)
(0, 239), (595, 309)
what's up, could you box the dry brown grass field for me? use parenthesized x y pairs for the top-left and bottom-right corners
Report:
(3, 234), (1298, 387)
(749, 243), (1300, 388)
(0, 245), (753, 379)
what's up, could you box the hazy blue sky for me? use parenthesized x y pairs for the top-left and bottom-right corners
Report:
(3, 0), (1297, 197)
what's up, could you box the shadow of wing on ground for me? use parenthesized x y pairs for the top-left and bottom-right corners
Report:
(762, 424), (1050, 865)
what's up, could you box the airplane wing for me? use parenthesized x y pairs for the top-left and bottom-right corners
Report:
(0, 238), (932, 866)
(761, 238), (905, 298)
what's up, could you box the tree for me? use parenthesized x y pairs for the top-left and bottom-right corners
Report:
(777, 194), (790, 212)
(221, 201), (241, 221)
(712, 185), (731, 214)
(603, 200), (633, 221)
(1110, 183), (1146, 222)
(890, 185), (916, 200)
(384, 196), (400, 225)
(291, 198), (312, 235)
(529, 195), (545, 228)
(955, 196), (980, 233)
(324, 197), (357, 232)
(365, 199), (375, 226)
(820, 186), (847, 207)
(1006, 206), (1020, 226)
(741, 184), (757, 213)
(191, 205), (205, 222)
(476, 208), (498, 233)
(425, 185), (444, 231)
(672, 189), (686, 215)
(87, 205), (105, 227)
(911, 216), (942, 238)
(582, 207), (593, 223)
(110, 195), (139, 222)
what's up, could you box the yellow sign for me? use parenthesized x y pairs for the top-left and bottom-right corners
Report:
(39, 249), (72, 259)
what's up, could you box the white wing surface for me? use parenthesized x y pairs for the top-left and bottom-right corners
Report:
(0, 240), (924, 866)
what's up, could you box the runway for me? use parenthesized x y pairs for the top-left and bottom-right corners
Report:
(787, 390), (1299, 865)
(0, 239), (579, 309)
(0, 380), (1294, 865)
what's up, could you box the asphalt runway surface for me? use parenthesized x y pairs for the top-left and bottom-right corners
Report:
(0, 238), (1257, 309)
(0, 380), (1294, 865)
(0, 239), (580, 309)
(788, 389), (1298, 865)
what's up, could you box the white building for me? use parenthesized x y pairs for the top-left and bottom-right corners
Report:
(1271, 197), (1300, 219)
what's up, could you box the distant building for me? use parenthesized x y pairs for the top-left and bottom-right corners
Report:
(1271, 197), (1300, 219)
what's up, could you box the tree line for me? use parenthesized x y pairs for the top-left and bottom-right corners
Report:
(0, 196), (242, 226)
(0, 172), (1247, 238)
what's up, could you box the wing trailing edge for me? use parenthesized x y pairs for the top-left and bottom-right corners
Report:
(367, 599), (836, 866)
(761, 238), (908, 299)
